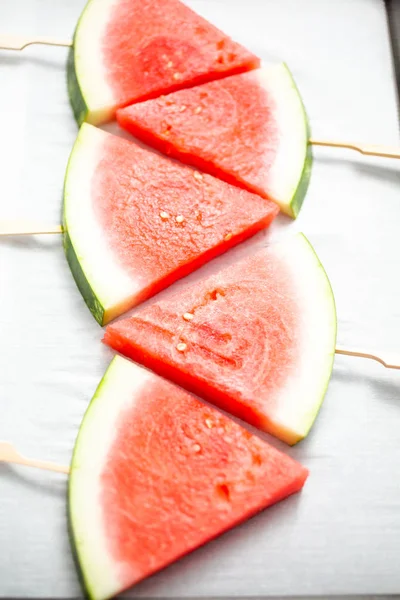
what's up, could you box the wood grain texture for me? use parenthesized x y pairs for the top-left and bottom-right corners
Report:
(0, 0), (400, 598)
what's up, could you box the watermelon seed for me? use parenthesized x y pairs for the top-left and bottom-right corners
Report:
(193, 171), (203, 181)
(194, 106), (202, 114)
(173, 72), (181, 80)
(192, 443), (201, 453)
(176, 342), (187, 352)
(183, 312), (194, 321)
(208, 288), (225, 301)
(205, 418), (213, 429)
(224, 233), (233, 241)
(252, 453), (262, 466)
(167, 61), (173, 68)
(180, 105), (187, 112)
(216, 483), (230, 502)
(175, 215), (185, 224)
(160, 211), (169, 220)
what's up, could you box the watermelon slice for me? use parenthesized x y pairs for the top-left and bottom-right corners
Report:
(104, 233), (337, 444)
(68, 0), (259, 126)
(117, 63), (311, 217)
(70, 355), (308, 600)
(63, 123), (278, 325)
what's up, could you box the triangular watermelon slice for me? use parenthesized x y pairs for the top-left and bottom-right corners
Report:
(68, 0), (259, 125)
(70, 355), (308, 600)
(63, 124), (278, 325)
(104, 233), (337, 444)
(117, 63), (311, 217)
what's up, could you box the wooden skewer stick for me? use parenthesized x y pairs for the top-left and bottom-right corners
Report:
(310, 139), (400, 160)
(0, 441), (70, 475)
(0, 35), (71, 51)
(0, 221), (63, 236)
(335, 347), (400, 370)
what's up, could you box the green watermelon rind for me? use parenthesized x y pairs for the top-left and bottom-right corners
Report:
(62, 126), (106, 326)
(287, 97), (312, 219)
(62, 229), (105, 325)
(290, 233), (337, 442)
(66, 0), (92, 126)
(63, 124), (143, 327)
(290, 140), (312, 219)
(69, 356), (125, 600)
(67, 0), (117, 126)
(67, 44), (89, 127)
(272, 63), (312, 219)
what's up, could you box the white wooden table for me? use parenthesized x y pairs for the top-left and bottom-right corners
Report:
(1, 0), (400, 597)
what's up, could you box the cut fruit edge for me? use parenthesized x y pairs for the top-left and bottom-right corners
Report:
(68, 0), (259, 126)
(256, 63), (312, 218)
(69, 356), (143, 600)
(68, 0), (116, 126)
(260, 233), (337, 443)
(63, 123), (277, 326)
(103, 233), (337, 445)
(116, 62), (312, 218)
(63, 124), (137, 326)
(69, 355), (309, 600)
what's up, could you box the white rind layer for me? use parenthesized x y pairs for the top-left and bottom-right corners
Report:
(254, 64), (309, 216)
(266, 233), (336, 443)
(74, 0), (118, 124)
(64, 123), (144, 323)
(70, 356), (152, 600)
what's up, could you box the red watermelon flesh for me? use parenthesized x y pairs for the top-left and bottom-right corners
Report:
(70, 356), (308, 600)
(63, 124), (278, 325)
(116, 64), (310, 217)
(92, 131), (275, 285)
(104, 234), (337, 444)
(104, 0), (259, 104)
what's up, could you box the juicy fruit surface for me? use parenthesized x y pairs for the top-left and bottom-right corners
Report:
(71, 357), (308, 600)
(117, 64), (310, 215)
(64, 125), (278, 324)
(94, 134), (276, 286)
(104, 235), (336, 443)
(103, 374), (307, 588)
(117, 69), (276, 189)
(103, 0), (259, 108)
(105, 249), (298, 431)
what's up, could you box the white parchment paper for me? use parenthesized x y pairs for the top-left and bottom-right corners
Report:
(1, 0), (400, 597)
